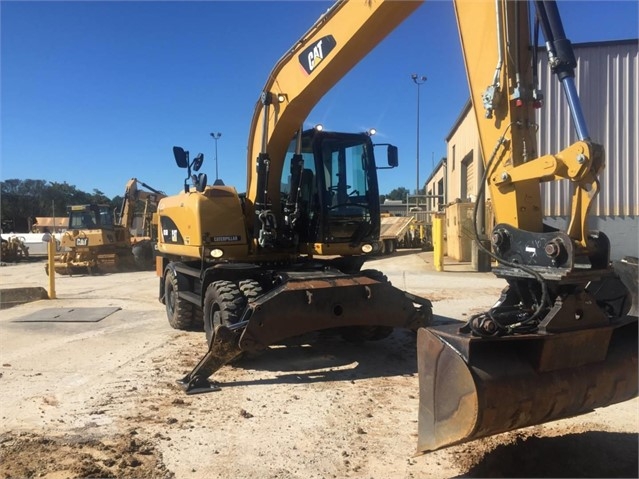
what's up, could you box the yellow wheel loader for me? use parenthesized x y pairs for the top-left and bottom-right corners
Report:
(52, 178), (165, 275)
(156, 0), (637, 454)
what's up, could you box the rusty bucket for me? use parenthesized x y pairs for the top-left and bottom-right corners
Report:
(416, 318), (638, 453)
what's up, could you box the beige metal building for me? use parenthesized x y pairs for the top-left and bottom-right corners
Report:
(426, 39), (638, 262)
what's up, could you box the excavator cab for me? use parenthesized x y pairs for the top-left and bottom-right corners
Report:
(281, 129), (385, 248)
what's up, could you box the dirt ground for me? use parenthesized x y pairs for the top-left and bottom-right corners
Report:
(1, 251), (637, 479)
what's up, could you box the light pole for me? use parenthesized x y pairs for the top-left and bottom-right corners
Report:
(210, 132), (222, 181)
(411, 73), (427, 199)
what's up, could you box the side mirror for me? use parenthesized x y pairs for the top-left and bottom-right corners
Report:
(192, 153), (204, 172)
(173, 146), (189, 168)
(387, 145), (398, 168)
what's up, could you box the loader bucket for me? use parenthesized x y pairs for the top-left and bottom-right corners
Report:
(416, 318), (638, 453)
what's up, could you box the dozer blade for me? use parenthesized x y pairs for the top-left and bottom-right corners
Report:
(416, 318), (638, 453)
(179, 270), (432, 394)
(238, 270), (430, 350)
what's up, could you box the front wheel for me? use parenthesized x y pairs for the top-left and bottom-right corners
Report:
(203, 281), (245, 347)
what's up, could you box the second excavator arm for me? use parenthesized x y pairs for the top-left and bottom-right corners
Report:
(118, 178), (166, 231)
(415, 0), (637, 452)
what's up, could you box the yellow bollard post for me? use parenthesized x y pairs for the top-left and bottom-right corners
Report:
(47, 236), (57, 299)
(433, 213), (444, 272)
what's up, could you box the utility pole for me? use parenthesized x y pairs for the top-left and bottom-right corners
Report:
(411, 73), (427, 202)
(210, 132), (222, 181)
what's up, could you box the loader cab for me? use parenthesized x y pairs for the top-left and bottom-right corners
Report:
(282, 129), (396, 245)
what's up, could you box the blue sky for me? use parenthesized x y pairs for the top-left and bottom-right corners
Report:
(2, 0), (637, 199)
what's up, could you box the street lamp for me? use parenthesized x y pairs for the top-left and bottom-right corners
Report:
(411, 73), (427, 198)
(210, 132), (222, 181)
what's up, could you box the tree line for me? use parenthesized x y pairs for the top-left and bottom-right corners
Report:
(1, 179), (123, 232)
(1, 178), (416, 233)
(379, 187), (414, 203)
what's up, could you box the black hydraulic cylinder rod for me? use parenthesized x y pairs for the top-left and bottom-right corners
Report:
(138, 180), (164, 196)
(254, 153), (270, 211)
(284, 129), (304, 216)
(285, 154), (304, 212)
(534, 0), (590, 141)
(255, 91), (273, 212)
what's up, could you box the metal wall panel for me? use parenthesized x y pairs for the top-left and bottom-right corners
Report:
(537, 40), (638, 217)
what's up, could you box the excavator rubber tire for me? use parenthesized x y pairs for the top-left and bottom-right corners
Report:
(165, 270), (198, 331)
(236, 279), (266, 360)
(238, 279), (264, 303)
(203, 280), (245, 348)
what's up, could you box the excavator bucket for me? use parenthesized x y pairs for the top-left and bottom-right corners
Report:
(614, 257), (638, 317)
(416, 318), (638, 453)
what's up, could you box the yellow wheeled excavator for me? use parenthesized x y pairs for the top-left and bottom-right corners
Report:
(52, 178), (165, 275)
(156, 0), (637, 453)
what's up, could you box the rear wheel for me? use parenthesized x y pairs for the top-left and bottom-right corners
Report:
(165, 270), (198, 330)
(385, 239), (396, 254)
(203, 280), (245, 347)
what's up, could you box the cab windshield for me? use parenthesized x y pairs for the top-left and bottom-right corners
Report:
(69, 205), (114, 229)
